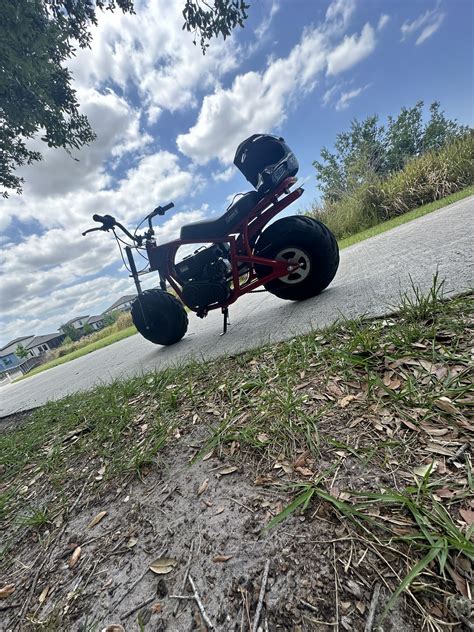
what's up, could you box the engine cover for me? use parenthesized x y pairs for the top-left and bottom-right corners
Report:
(182, 280), (230, 309)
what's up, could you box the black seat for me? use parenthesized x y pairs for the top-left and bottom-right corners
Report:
(180, 191), (264, 240)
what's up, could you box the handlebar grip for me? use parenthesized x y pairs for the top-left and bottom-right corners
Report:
(163, 202), (174, 212)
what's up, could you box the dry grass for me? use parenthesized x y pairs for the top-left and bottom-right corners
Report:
(309, 134), (474, 240)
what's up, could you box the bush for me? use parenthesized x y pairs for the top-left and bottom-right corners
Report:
(308, 134), (474, 239)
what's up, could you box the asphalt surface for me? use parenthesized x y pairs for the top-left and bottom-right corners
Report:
(1, 196), (473, 418)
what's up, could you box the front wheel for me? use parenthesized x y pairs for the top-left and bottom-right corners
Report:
(131, 290), (188, 345)
(254, 216), (339, 300)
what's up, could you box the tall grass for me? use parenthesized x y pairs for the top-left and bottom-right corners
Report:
(308, 134), (474, 239)
(53, 312), (134, 359)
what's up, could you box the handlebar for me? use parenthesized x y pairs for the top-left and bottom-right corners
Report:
(83, 202), (174, 240)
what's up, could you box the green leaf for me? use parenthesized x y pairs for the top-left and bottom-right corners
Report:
(379, 543), (441, 624)
(265, 487), (314, 531)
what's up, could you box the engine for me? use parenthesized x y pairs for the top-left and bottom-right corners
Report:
(174, 244), (231, 310)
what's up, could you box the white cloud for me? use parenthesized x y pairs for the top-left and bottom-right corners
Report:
(177, 26), (331, 165)
(177, 6), (379, 166)
(401, 6), (445, 45)
(377, 14), (390, 31)
(213, 166), (237, 182)
(255, 1), (280, 39)
(322, 84), (340, 106)
(17, 89), (152, 199)
(68, 0), (240, 118)
(325, 0), (356, 30)
(335, 84), (371, 110)
(326, 23), (376, 75)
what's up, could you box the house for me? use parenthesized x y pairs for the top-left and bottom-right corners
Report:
(25, 333), (66, 357)
(0, 336), (35, 373)
(0, 336), (41, 378)
(59, 315), (90, 334)
(103, 295), (136, 314)
(85, 315), (106, 331)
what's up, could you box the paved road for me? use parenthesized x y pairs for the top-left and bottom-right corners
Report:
(1, 196), (473, 417)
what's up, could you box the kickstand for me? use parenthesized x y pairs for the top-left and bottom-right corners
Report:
(220, 307), (230, 336)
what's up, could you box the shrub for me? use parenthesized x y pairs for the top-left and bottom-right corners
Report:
(307, 134), (474, 239)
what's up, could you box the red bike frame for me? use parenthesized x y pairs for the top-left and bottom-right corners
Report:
(144, 177), (303, 315)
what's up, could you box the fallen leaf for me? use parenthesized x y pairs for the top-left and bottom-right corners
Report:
(295, 467), (314, 477)
(420, 424), (449, 436)
(459, 508), (474, 526)
(293, 451), (309, 468)
(257, 433), (270, 443)
(218, 466), (238, 476)
(215, 507), (225, 515)
(254, 474), (274, 485)
(69, 546), (82, 569)
(38, 586), (49, 604)
(434, 397), (459, 415)
(339, 395), (356, 408)
(101, 626), (125, 632)
(446, 565), (468, 597)
(202, 451), (213, 461)
(413, 461), (437, 478)
(197, 479), (209, 495)
(151, 602), (162, 614)
(213, 555), (233, 563)
(202, 499), (213, 507)
(0, 584), (15, 600)
(149, 557), (177, 575)
(127, 537), (138, 548)
(355, 601), (365, 615)
(88, 511), (107, 529)
(425, 443), (455, 457)
(436, 488), (456, 498)
(400, 418), (418, 431)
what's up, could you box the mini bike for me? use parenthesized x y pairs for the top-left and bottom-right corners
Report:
(82, 135), (339, 345)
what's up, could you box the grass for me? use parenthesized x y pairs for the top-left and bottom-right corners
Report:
(2, 277), (472, 631)
(14, 325), (137, 382)
(338, 184), (474, 249)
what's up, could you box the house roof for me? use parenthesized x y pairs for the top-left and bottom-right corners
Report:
(0, 336), (35, 357)
(86, 315), (104, 325)
(62, 315), (89, 327)
(103, 295), (136, 313)
(25, 333), (65, 349)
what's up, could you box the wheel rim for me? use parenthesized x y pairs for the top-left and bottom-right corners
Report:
(274, 246), (311, 284)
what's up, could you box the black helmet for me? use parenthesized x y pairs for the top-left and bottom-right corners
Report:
(233, 134), (299, 193)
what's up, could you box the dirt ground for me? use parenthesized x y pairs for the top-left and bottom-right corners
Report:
(2, 424), (424, 632)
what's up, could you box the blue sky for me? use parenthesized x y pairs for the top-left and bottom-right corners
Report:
(0, 0), (473, 347)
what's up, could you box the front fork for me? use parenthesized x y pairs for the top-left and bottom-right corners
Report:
(125, 246), (142, 295)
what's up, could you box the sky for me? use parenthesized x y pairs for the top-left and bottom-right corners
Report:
(0, 0), (473, 347)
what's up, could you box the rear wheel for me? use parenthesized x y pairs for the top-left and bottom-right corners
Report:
(254, 216), (339, 300)
(131, 290), (188, 345)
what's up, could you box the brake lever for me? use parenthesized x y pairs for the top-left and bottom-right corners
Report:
(82, 226), (105, 236)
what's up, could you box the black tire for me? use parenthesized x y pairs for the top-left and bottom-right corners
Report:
(131, 290), (188, 345)
(254, 216), (339, 300)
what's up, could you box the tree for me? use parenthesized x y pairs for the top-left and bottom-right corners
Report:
(313, 115), (387, 203)
(422, 101), (469, 152)
(60, 323), (80, 341)
(0, 0), (249, 196)
(82, 322), (94, 336)
(15, 343), (29, 359)
(314, 101), (467, 204)
(102, 312), (119, 327)
(384, 101), (424, 173)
